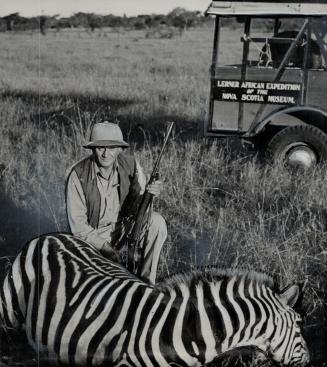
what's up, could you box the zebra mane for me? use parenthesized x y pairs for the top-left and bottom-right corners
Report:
(156, 266), (278, 292)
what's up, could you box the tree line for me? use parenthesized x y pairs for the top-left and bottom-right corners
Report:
(0, 8), (211, 34)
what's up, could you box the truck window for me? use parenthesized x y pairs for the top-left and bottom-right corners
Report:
(217, 17), (325, 70)
(217, 18), (244, 67)
(260, 30), (323, 69)
(250, 18), (324, 70)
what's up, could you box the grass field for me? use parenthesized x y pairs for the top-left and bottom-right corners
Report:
(0, 26), (326, 365)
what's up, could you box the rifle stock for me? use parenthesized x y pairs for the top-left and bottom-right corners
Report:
(127, 122), (174, 275)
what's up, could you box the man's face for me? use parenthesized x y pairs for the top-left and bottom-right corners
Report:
(94, 147), (122, 169)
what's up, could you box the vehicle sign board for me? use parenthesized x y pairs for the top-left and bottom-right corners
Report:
(213, 79), (302, 105)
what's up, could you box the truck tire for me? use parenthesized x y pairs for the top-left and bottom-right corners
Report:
(266, 125), (327, 168)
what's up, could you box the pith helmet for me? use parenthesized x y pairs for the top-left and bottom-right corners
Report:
(83, 121), (129, 149)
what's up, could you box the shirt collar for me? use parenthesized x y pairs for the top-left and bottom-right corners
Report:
(92, 158), (119, 180)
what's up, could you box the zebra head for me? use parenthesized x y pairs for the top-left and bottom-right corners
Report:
(164, 269), (309, 367)
(266, 283), (310, 366)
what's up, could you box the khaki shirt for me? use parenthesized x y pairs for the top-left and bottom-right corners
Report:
(66, 158), (146, 250)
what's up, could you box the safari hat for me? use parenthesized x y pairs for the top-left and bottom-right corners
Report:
(84, 121), (129, 149)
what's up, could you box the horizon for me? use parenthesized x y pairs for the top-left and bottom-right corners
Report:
(1, 0), (209, 18)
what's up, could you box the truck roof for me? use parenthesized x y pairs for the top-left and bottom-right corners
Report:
(205, 1), (327, 16)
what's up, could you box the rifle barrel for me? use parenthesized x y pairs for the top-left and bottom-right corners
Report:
(151, 121), (174, 175)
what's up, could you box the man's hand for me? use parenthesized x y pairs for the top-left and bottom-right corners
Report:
(147, 180), (163, 197)
(101, 242), (122, 263)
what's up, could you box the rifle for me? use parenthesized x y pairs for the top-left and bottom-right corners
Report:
(127, 121), (174, 276)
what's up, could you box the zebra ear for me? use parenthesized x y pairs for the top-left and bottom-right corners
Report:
(278, 284), (301, 308)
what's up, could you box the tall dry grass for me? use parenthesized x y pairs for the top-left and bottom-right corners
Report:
(0, 27), (326, 365)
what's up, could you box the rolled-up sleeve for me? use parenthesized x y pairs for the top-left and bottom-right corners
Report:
(66, 171), (111, 250)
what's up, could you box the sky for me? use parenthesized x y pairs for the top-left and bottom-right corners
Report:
(0, 0), (209, 18)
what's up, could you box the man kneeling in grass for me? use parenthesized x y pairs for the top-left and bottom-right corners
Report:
(66, 121), (167, 284)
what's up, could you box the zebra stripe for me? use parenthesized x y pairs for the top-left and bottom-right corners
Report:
(196, 282), (216, 363)
(3, 276), (17, 327)
(0, 234), (309, 367)
(228, 277), (246, 347)
(238, 277), (256, 343)
(47, 250), (66, 354)
(12, 252), (26, 315)
(25, 239), (37, 348)
(127, 287), (153, 367)
(35, 238), (50, 351)
(253, 282), (270, 340)
(94, 282), (141, 364)
(173, 283), (199, 366)
(75, 280), (131, 366)
(60, 277), (108, 362)
(139, 291), (164, 367)
(210, 281), (233, 353)
(151, 289), (176, 367)
(85, 279), (119, 319)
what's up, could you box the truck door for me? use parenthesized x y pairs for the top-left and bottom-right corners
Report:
(208, 17), (245, 134)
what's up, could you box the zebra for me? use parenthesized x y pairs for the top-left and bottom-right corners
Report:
(0, 233), (309, 366)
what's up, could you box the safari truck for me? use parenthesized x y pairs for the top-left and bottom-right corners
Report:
(204, 0), (327, 168)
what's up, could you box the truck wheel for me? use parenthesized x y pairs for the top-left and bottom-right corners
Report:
(266, 125), (327, 168)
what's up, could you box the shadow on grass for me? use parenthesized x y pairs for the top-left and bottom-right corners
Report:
(0, 89), (247, 157)
(0, 184), (61, 364)
(0, 183), (68, 283)
(1, 89), (137, 137)
(304, 308), (327, 366)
